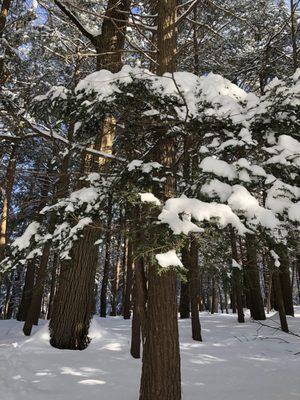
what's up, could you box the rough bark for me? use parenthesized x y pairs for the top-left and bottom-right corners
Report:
(140, 1), (181, 398)
(49, 227), (99, 349)
(139, 267), (181, 400)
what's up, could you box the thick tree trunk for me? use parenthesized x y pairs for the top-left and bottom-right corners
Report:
(245, 234), (266, 320)
(49, 226), (99, 349)
(139, 267), (181, 400)
(140, 1), (181, 398)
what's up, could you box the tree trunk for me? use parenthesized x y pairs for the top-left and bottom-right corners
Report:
(245, 234), (266, 320)
(23, 241), (52, 335)
(273, 271), (289, 332)
(189, 237), (202, 341)
(100, 197), (113, 318)
(230, 229), (244, 323)
(140, 1), (181, 398)
(130, 258), (146, 359)
(49, 226), (99, 349)
(123, 240), (133, 319)
(16, 261), (35, 321)
(275, 243), (294, 316)
(139, 267), (181, 400)
(47, 254), (58, 320)
(0, 146), (16, 262)
(179, 246), (190, 319)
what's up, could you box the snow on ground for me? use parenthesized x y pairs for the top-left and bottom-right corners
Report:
(0, 309), (300, 400)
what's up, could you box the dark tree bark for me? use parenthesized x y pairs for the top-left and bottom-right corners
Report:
(110, 214), (123, 316)
(49, 1), (131, 349)
(49, 227), (99, 349)
(16, 261), (35, 321)
(140, 2), (181, 398)
(275, 243), (294, 316)
(100, 197), (113, 318)
(139, 267), (181, 400)
(23, 240), (52, 335)
(273, 271), (289, 333)
(47, 254), (58, 320)
(179, 246), (190, 319)
(123, 240), (133, 319)
(245, 234), (266, 320)
(230, 229), (244, 323)
(130, 258), (147, 359)
(189, 237), (202, 341)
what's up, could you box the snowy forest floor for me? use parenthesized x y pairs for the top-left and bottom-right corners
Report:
(0, 309), (300, 400)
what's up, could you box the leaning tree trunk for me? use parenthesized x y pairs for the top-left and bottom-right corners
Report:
(245, 234), (266, 320)
(140, 1), (181, 399)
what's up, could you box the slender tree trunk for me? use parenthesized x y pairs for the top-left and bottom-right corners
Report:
(130, 258), (146, 359)
(230, 229), (244, 323)
(23, 240), (52, 335)
(179, 245), (190, 319)
(273, 271), (289, 333)
(189, 237), (202, 341)
(47, 254), (58, 320)
(16, 261), (35, 321)
(275, 243), (294, 316)
(0, 0), (12, 83)
(123, 239), (133, 319)
(100, 197), (113, 318)
(110, 217), (122, 316)
(0, 146), (16, 262)
(290, 0), (298, 71)
(245, 234), (266, 320)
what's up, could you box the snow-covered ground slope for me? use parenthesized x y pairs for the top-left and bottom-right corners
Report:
(0, 309), (299, 400)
